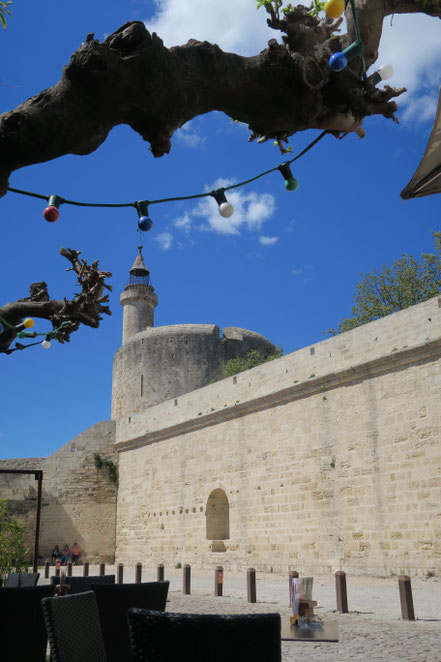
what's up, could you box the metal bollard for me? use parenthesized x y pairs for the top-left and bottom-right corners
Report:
(99, 562), (105, 576)
(44, 560), (50, 579)
(117, 563), (124, 584)
(83, 561), (89, 577)
(398, 575), (415, 620)
(215, 566), (223, 597)
(289, 570), (299, 606)
(247, 568), (257, 603)
(67, 562), (72, 577)
(183, 564), (191, 595)
(135, 562), (142, 584)
(335, 571), (348, 613)
(55, 562), (61, 577)
(157, 564), (164, 582)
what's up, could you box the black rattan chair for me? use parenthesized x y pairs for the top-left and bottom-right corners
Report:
(128, 609), (282, 662)
(92, 581), (169, 661)
(4, 571), (40, 587)
(50, 574), (115, 593)
(42, 590), (107, 662)
(0, 584), (55, 661)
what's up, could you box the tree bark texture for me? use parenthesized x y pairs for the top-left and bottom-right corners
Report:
(0, 1), (439, 196)
(0, 248), (112, 353)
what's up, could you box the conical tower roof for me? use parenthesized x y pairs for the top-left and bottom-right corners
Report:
(130, 246), (149, 276)
(129, 246), (151, 285)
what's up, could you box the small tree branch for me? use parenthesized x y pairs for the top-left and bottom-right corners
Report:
(0, 248), (112, 353)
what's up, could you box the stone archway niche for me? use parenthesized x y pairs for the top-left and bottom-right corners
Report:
(206, 489), (229, 550)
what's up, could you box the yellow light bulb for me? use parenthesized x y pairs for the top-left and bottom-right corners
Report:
(23, 318), (34, 328)
(324, 0), (345, 19)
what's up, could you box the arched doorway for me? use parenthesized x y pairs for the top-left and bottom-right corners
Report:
(206, 489), (229, 542)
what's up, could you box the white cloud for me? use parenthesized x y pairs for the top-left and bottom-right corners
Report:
(176, 122), (207, 149)
(259, 235), (279, 246)
(291, 268), (303, 277)
(174, 178), (276, 236)
(154, 231), (173, 250)
(145, 0), (276, 54)
(376, 14), (441, 124)
(174, 213), (192, 234)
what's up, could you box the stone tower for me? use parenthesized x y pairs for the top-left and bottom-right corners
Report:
(112, 250), (276, 421)
(120, 246), (158, 344)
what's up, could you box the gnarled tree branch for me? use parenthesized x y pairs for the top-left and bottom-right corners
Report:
(0, 1), (439, 196)
(0, 248), (112, 353)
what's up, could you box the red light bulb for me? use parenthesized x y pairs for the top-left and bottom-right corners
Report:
(43, 205), (60, 222)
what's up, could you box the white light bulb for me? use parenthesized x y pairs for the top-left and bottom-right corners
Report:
(378, 64), (393, 81)
(219, 202), (234, 218)
(42, 340), (51, 349)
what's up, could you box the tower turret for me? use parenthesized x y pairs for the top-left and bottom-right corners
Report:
(120, 246), (158, 344)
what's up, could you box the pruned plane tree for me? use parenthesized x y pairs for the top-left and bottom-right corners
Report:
(0, 1), (440, 196)
(0, 249), (112, 354)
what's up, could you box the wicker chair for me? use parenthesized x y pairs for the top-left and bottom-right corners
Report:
(50, 574), (116, 593)
(42, 590), (107, 662)
(4, 571), (40, 587)
(0, 584), (55, 661)
(128, 609), (282, 662)
(92, 581), (169, 661)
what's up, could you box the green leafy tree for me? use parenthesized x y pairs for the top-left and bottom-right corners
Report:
(219, 347), (283, 379)
(0, 2), (12, 30)
(327, 232), (441, 335)
(0, 499), (30, 581)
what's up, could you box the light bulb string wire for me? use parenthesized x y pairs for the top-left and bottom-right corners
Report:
(0, 318), (70, 354)
(348, 0), (367, 82)
(7, 131), (328, 212)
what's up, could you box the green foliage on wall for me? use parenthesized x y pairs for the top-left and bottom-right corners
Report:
(94, 454), (118, 483)
(0, 499), (30, 581)
(326, 232), (441, 336)
(219, 347), (283, 379)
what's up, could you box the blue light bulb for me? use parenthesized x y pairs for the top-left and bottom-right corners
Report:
(329, 52), (348, 72)
(138, 216), (153, 232)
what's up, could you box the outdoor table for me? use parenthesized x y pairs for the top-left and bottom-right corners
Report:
(281, 618), (338, 642)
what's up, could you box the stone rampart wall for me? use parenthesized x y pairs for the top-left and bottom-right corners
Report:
(115, 297), (441, 577)
(0, 422), (117, 564)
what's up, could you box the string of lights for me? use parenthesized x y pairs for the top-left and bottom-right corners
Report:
(2, 131), (331, 354)
(7, 131), (329, 232)
(0, 316), (70, 354)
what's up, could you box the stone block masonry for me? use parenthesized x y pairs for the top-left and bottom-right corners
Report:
(115, 296), (441, 577)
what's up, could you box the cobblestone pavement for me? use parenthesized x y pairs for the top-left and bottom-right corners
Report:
(45, 565), (441, 661)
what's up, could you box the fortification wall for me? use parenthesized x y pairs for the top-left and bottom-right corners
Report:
(38, 421), (117, 563)
(115, 296), (441, 577)
(0, 422), (117, 564)
(111, 324), (275, 420)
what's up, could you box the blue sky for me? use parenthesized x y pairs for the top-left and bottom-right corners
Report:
(0, 0), (440, 459)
